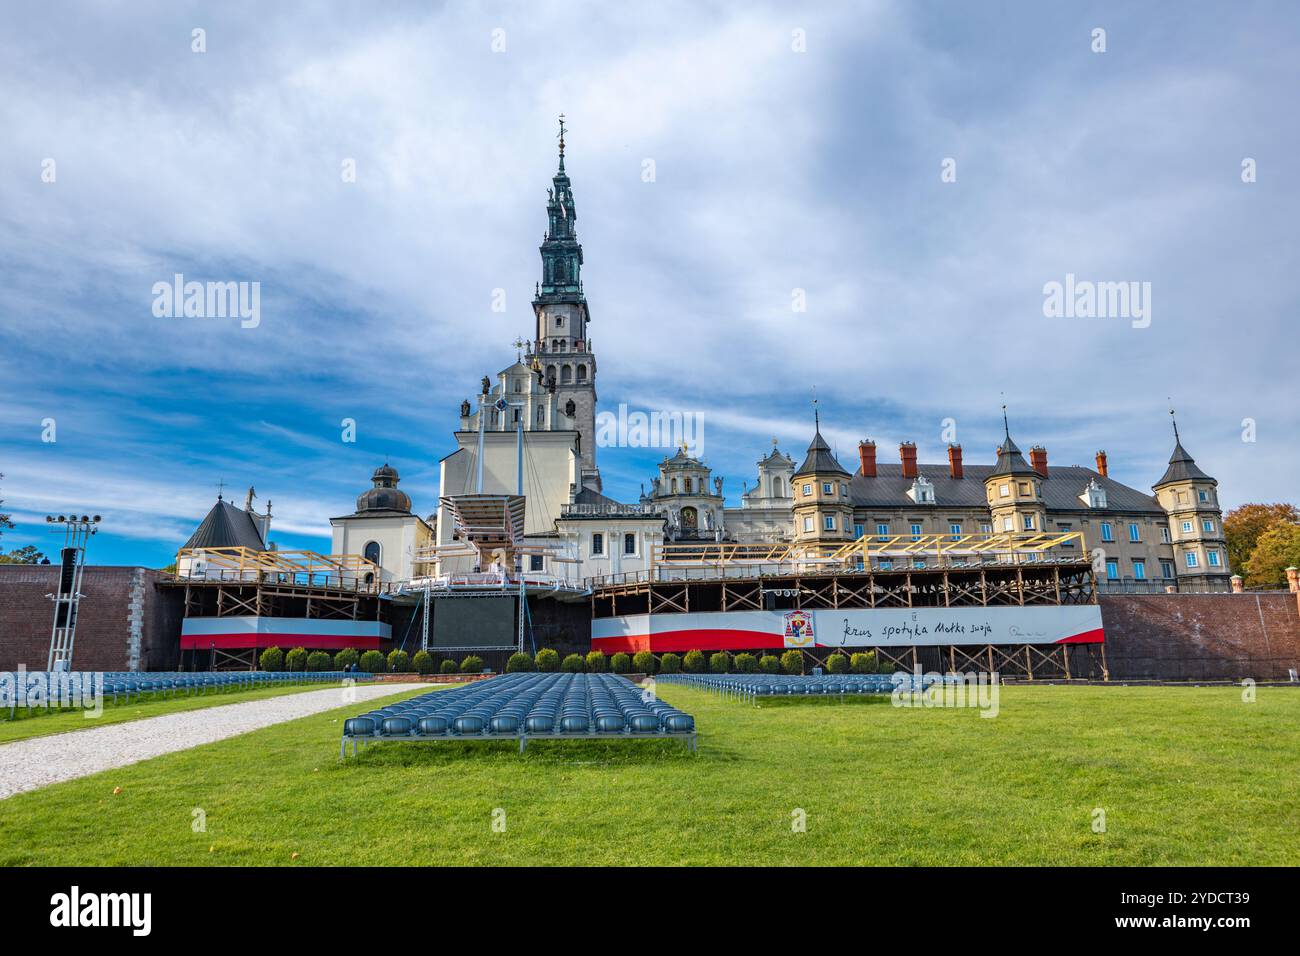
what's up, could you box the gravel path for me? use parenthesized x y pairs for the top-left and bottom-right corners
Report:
(0, 682), (425, 800)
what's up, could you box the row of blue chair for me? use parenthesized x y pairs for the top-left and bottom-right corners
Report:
(3, 670), (372, 713)
(656, 672), (938, 704)
(342, 673), (697, 754)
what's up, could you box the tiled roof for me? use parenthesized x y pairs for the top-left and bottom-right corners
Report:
(849, 463), (1165, 515)
(1154, 441), (1214, 487)
(794, 428), (849, 478)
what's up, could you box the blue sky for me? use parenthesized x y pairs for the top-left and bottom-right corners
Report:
(1, 0), (1297, 567)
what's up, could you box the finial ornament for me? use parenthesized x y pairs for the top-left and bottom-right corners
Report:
(557, 113), (567, 169)
(812, 388), (820, 431)
(216, 478), (225, 500)
(1170, 405), (1180, 443)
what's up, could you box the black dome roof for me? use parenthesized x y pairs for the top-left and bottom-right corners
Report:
(356, 463), (411, 513)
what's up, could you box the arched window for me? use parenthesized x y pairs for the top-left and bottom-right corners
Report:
(536, 405), (545, 424)
(576, 365), (587, 383)
(363, 541), (381, 567)
(561, 365), (573, 384)
(546, 364), (556, 381)
(773, 476), (784, 497)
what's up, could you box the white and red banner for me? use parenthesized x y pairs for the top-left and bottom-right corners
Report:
(591, 606), (1103, 654)
(180, 617), (390, 650)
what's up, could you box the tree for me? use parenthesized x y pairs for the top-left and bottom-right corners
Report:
(259, 646), (284, 671)
(585, 650), (607, 672)
(0, 545), (47, 564)
(561, 653), (585, 672)
(0, 473), (14, 542)
(1243, 524), (1300, 589)
(535, 648), (560, 672)
(780, 650), (803, 675)
(1224, 503), (1300, 577)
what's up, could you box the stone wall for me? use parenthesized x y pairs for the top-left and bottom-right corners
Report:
(1099, 592), (1300, 681)
(0, 566), (183, 671)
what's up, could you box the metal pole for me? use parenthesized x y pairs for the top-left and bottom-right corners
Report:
(475, 394), (487, 494)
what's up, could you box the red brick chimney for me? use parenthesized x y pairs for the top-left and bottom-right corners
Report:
(1030, 445), (1048, 478)
(1095, 450), (1108, 477)
(947, 444), (963, 479)
(858, 440), (876, 478)
(900, 442), (918, 479)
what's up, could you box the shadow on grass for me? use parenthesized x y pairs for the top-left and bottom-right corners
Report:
(339, 735), (699, 769)
(752, 694), (894, 709)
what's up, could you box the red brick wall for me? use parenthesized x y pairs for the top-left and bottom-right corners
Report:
(1099, 593), (1300, 680)
(0, 566), (182, 671)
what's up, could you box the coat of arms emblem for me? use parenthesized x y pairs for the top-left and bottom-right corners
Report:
(784, 610), (814, 647)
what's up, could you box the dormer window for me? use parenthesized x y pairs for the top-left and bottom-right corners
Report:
(1080, 479), (1107, 509)
(906, 476), (935, 504)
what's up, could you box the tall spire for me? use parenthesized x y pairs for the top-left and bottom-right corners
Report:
(537, 114), (583, 298)
(1169, 405), (1180, 443)
(557, 112), (566, 171)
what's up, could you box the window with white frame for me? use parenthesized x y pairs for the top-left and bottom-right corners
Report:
(1002, 517), (1013, 532)
(591, 533), (604, 556)
(1208, 550), (1221, 567)
(1182, 520), (1193, 534)
(1161, 527), (1171, 543)
(999, 483), (1010, 498)
(853, 523), (864, 539)
(1160, 560), (1174, 579)
(1100, 522), (1113, 542)
(949, 522), (961, 540)
(623, 532), (636, 556)
(1133, 560), (1146, 580)
(876, 523), (889, 540)
(1023, 514), (1035, 531)
(910, 523), (922, 540)
(1202, 519), (1215, 533)
(822, 482), (832, 494)
(530, 554), (544, 571)
(803, 516), (813, 532)
(1128, 523), (1140, 542)
(980, 523), (992, 534)
(1185, 551), (1198, 568)
(802, 484), (812, 497)
(824, 515), (836, 531)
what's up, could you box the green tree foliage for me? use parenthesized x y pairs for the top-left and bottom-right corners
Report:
(359, 650), (386, 673)
(506, 652), (536, 672)
(459, 655), (485, 674)
(659, 652), (682, 673)
(562, 653), (585, 672)
(1224, 503), (1300, 585)
(610, 652), (631, 674)
(826, 653), (849, 674)
(682, 650), (706, 673)
(334, 647), (360, 670)
(259, 646), (284, 671)
(632, 650), (656, 674)
(412, 650), (435, 674)
(535, 648), (561, 672)
(585, 650), (607, 672)
(733, 652), (758, 673)
(1243, 523), (1300, 589)
(780, 650), (803, 675)
(0, 545), (46, 564)
(387, 649), (411, 672)
(284, 647), (308, 672)
(708, 651), (730, 673)
(306, 651), (332, 672)
(759, 654), (781, 674)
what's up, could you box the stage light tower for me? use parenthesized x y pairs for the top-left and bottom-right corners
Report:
(44, 513), (101, 671)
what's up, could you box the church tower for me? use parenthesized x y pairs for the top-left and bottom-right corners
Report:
(533, 116), (600, 491)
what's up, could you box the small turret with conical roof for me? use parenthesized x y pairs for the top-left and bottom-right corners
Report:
(983, 407), (1046, 536)
(792, 406), (852, 544)
(1153, 410), (1228, 587)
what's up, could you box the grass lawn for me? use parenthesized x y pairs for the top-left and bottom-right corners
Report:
(0, 683), (1296, 866)
(0, 681), (365, 745)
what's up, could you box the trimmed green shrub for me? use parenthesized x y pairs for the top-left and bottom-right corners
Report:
(682, 649), (706, 673)
(562, 653), (585, 672)
(506, 652), (535, 672)
(359, 650), (386, 674)
(659, 652), (682, 674)
(440, 659), (458, 674)
(535, 648), (561, 672)
(610, 652), (631, 674)
(632, 650), (656, 674)
(850, 652), (880, 674)
(709, 651), (730, 673)
(460, 655), (485, 674)
(585, 650), (607, 672)
(412, 650), (434, 675)
(306, 651), (331, 672)
(780, 649), (803, 675)
(259, 646), (284, 672)
(387, 649), (411, 673)
(734, 652), (758, 673)
(759, 654), (781, 674)
(826, 653), (849, 674)
(284, 647), (308, 672)
(334, 647), (359, 670)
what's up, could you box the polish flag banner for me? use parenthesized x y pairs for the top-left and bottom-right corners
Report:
(591, 605), (1103, 654)
(180, 616), (390, 650)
